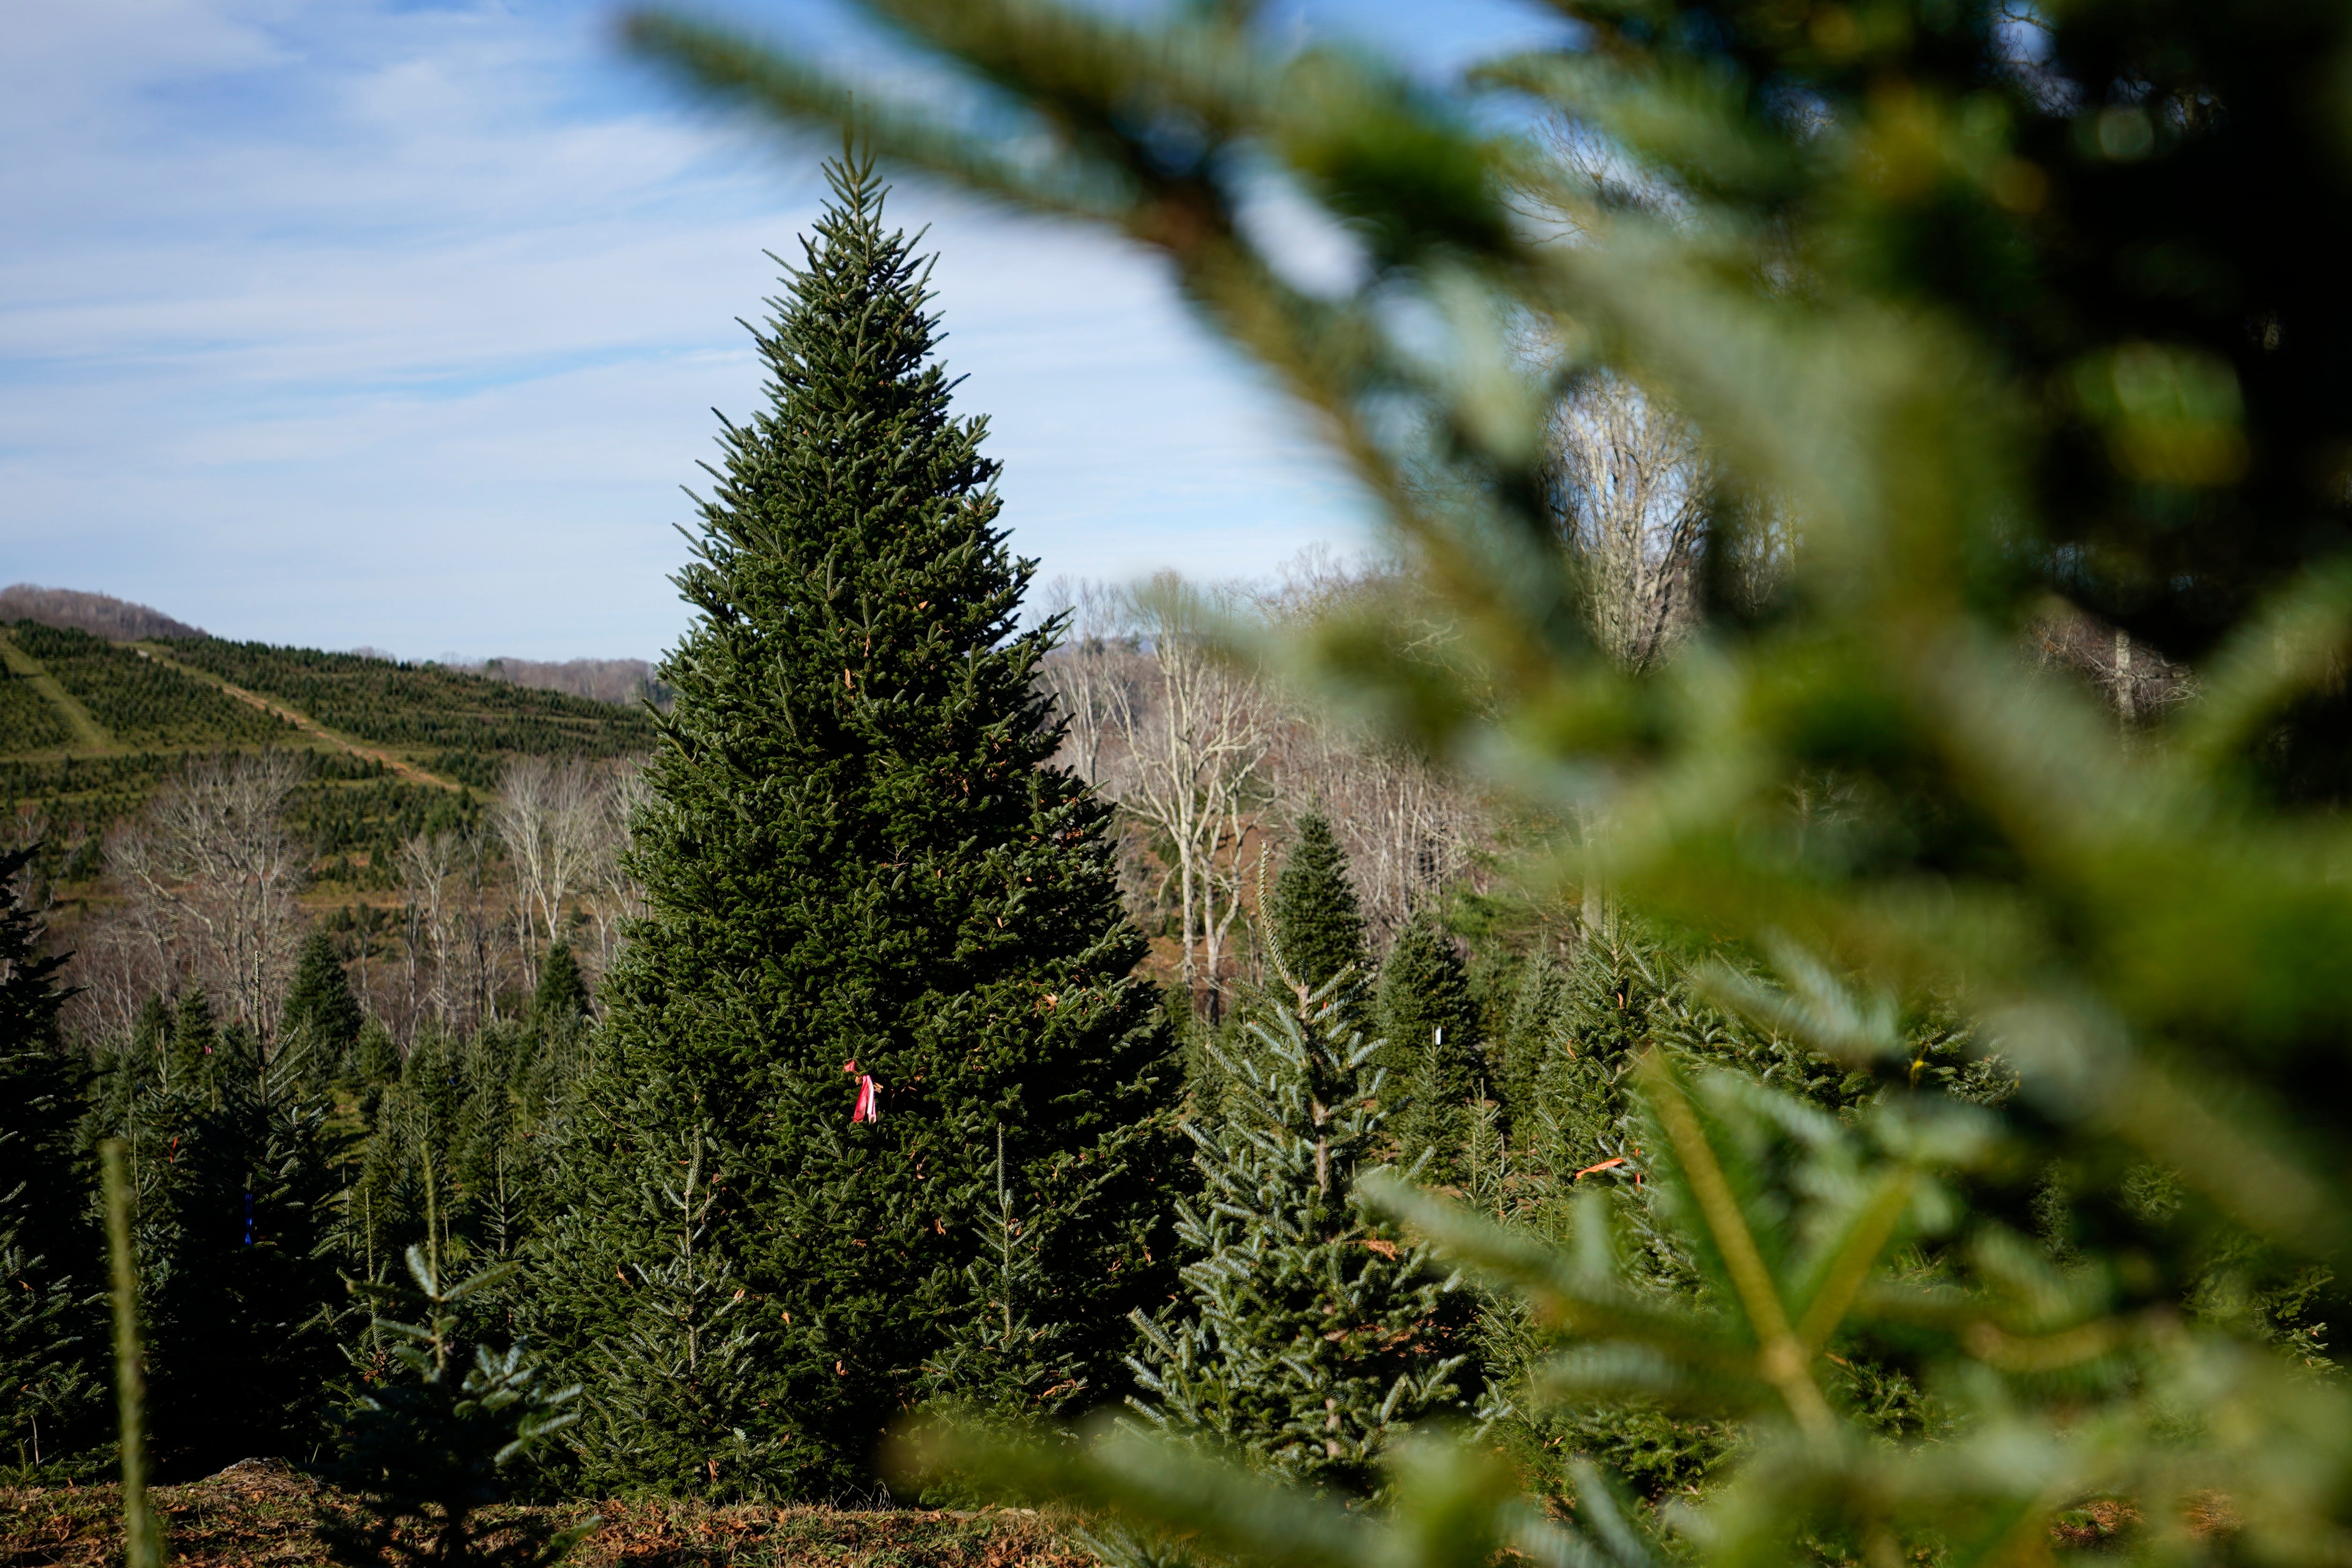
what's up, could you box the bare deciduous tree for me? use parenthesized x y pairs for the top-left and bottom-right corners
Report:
(582, 755), (651, 978)
(1080, 576), (1275, 1016)
(1551, 374), (1709, 674)
(1043, 563), (1499, 986)
(393, 828), (460, 1029)
(1271, 724), (1483, 946)
(492, 756), (601, 984)
(1037, 577), (1143, 788)
(107, 751), (307, 1037)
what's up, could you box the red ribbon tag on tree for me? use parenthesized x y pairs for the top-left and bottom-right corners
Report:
(843, 1060), (882, 1124)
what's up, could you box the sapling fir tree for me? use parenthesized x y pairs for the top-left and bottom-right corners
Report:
(920, 1125), (1102, 1431)
(323, 1248), (592, 1568)
(1264, 813), (1368, 998)
(1125, 963), (1471, 1496)
(560, 1121), (776, 1499)
(1376, 911), (1481, 1181)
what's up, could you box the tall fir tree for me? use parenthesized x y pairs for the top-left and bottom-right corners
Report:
(1124, 971), (1471, 1496)
(556, 149), (1177, 1496)
(1376, 910), (1481, 1181)
(1264, 813), (1368, 996)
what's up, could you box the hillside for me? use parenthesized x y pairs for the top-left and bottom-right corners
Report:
(159, 637), (658, 785)
(1, 621), (659, 893)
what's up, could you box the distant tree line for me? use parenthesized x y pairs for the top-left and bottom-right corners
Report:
(474, 657), (671, 710)
(0, 584), (204, 642)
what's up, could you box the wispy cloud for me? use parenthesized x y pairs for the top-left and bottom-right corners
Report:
(3, 0), (1547, 659)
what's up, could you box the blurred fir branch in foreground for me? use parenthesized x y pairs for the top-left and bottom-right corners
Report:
(625, 0), (2352, 1560)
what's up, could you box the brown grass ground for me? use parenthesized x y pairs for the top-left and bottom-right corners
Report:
(1, 1462), (1086, 1568)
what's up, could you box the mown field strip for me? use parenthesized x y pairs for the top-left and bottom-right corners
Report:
(130, 642), (459, 790)
(0, 628), (108, 749)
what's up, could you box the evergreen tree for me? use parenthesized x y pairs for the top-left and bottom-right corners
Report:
(1, 845), (74, 1060)
(451, 1025), (542, 1263)
(1376, 910), (1480, 1180)
(1497, 951), (1569, 1135)
(0, 1201), (94, 1478)
(1533, 927), (1668, 1190)
(146, 1042), (352, 1474)
(130, 993), (173, 1063)
(168, 987), (217, 1100)
(919, 1125), (1100, 1431)
(323, 1249), (592, 1568)
(1264, 813), (1368, 996)
(282, 931), (365, 1074)
(558, 1120), (775, 1499)
(1124, 972), (1470, 1496)
(1482, 921), (1891, 1500)
(0, 843), (100, 1475)
(529, 945), (589, 1037)
(564, 149), (1176, 1495)
(350, 1018), (403, 1121)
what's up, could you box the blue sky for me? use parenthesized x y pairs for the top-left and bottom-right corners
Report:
(2, 0), (1563, 661)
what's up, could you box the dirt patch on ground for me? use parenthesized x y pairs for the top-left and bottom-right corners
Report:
(1, 1466), (1086, 1568)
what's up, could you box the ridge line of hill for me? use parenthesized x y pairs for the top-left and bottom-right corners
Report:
(130, 643), (461, 791)
(0, 627), (107, 749)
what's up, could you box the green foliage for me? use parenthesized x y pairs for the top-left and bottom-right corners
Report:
(556, 1121), (776, 1500)
(921, 1126), (1111, 1435)
(1126, 972), (1469, 1496)
(0, 844), (102, 1477)
(323, 1248), (594, 1568)
(350, 1024), (568, 1283)
(143, 1040), (353, 1475)
(1495, 953), (1568, 1137)
(639, 0), (2352, 1559)
(528, 946), (588, 1037)
(165, 641), (655, 760)
(1, 751), (231, 841)
(350, 1020), (402, 1091)
(0, 1208), (97, 1479)
(0, 655), (73, 753)
(569, 149), (1177, 1496)
(283, 931), (368, 1069)
(8, 622), (293, 749)
(0, 845), (72, 1059)
(168, 986), (218, 1100)
(1376, 913), (1479, 1182)
(1264, 814), (1367, 999)
(290, 778), (479, 892)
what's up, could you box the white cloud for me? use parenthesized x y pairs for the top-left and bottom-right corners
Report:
(10, 0), (1584, 658)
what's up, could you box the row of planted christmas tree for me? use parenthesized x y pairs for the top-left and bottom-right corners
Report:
(4, 811), (1948, 1518)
